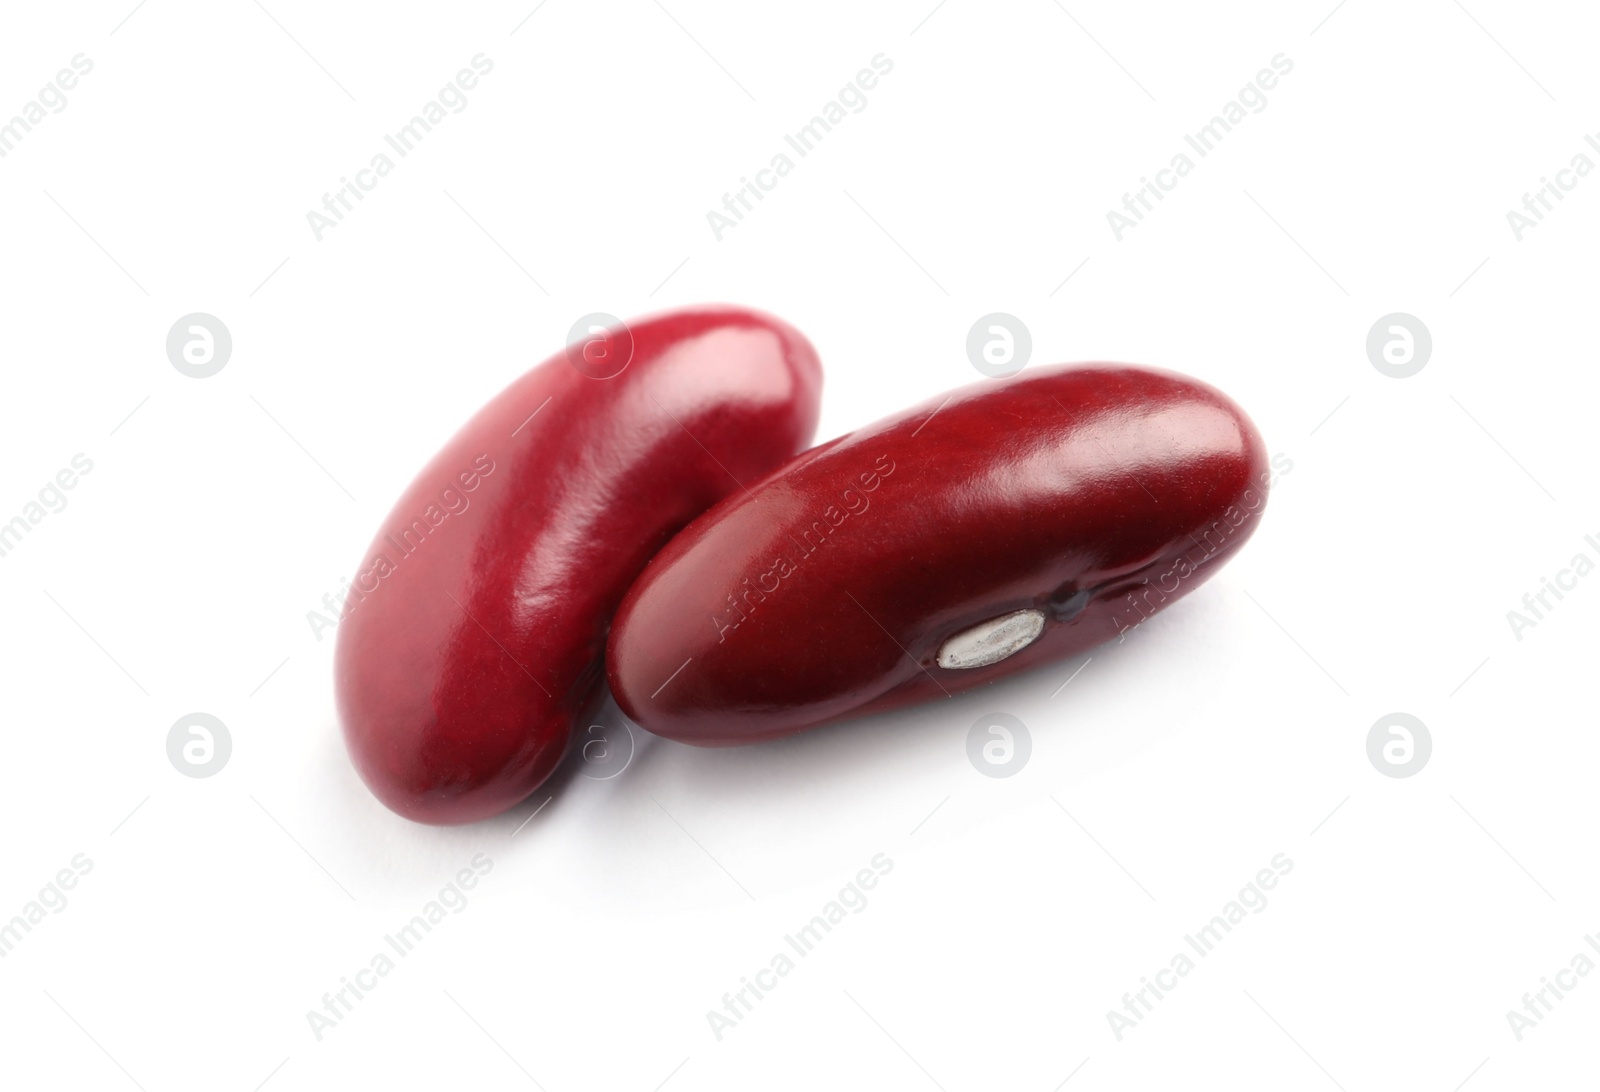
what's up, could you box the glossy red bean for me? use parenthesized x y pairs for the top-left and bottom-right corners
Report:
(336, 307), (822, 823)
(607, 363), (1272, 744)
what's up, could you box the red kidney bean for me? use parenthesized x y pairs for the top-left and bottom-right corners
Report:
(607, 363), (1272, 745)
(336, 307), (822, 823)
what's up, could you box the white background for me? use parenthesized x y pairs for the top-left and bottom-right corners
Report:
(1, 1), (1595, 1089)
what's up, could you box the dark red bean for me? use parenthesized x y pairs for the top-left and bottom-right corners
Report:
(607, 363), (1270, 744)
(336, 307), (822, 822)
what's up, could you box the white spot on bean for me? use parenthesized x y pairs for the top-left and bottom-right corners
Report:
(936, 609), (1046, 670)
